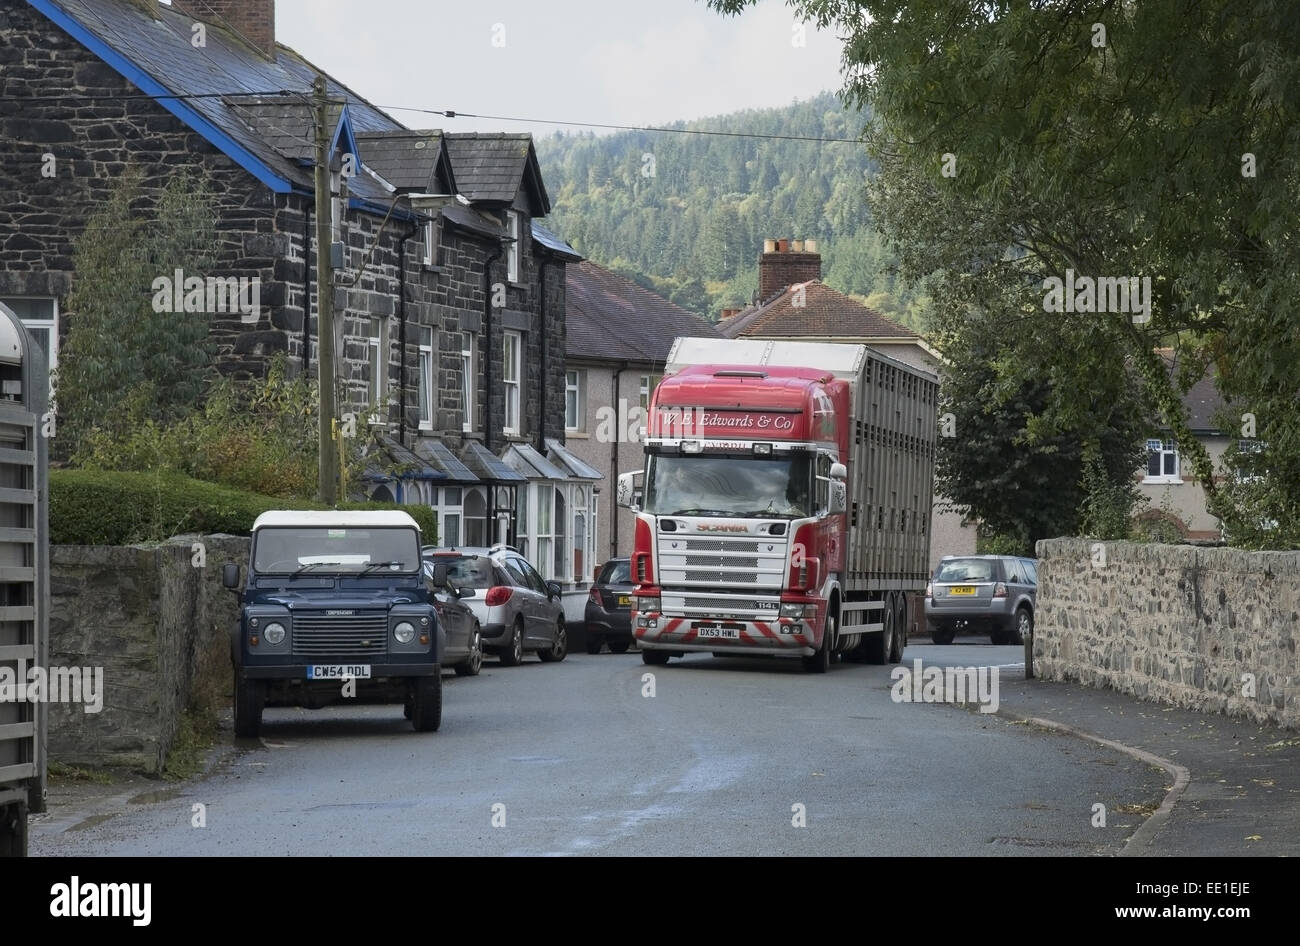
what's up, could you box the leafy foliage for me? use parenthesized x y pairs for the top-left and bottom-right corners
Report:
(57, 165), (219, 455)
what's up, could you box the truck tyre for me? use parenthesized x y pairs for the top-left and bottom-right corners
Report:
(411, 671), (442, 732)
(888, 595), (906, 663)
(538, 619), (568, 662)
(1009, 608), (1032, 646)
(642, 649), (670, 666)
(233, 675), (264, 738)
(499, 619), (524, 666)
(864, 595), (892, 664)
(802, 612), (834, 673)
(0, 801), (28, 857)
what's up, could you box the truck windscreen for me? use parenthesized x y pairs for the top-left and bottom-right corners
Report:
(252, 527), (421, 574)
(643, 453), (812, 518)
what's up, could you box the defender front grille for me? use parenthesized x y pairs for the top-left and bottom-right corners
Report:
(292, 612), (389, 657)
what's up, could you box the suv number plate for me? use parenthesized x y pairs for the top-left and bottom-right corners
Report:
(307, 665), (372, 679)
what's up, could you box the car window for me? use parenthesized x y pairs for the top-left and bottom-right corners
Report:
(500, 557), (532, 589)
(1023, 559), (1037, 585)
(599, 560), (631, 584)
(514, 557), (548, 594)
(1004, 558), (1022, 583)
(935, 558), (995, 582)
(431, 556), (495, 589)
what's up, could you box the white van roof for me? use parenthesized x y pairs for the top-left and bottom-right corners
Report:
(252, 510), (420, 531)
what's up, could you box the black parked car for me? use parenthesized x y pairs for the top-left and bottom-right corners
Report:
(584, 558), (634, 654)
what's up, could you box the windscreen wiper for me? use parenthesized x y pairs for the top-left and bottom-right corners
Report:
(291, 561), (339, 576)
(358, 560), (407, 574)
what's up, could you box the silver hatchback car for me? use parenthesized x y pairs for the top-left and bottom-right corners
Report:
(422, 546), (568, 665)
(925, 554), (1037, 645)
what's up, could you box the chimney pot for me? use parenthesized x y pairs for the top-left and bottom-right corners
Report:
(763, 239), (776, 253)
(777, 239), (789, 252)
(792, 239), (804, 252)
(805, 239), (818, 253)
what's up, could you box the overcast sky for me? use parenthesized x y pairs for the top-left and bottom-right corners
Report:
(274, 0), (847, 137)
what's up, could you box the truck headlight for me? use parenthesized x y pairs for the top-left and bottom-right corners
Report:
(394, 621), (416, 644)
(264, 622), (286, 645)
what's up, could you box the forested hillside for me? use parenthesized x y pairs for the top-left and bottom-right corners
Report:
(534, 92), (931, 331)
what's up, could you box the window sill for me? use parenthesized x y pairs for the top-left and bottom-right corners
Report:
(418, 423), (434, 433)
(1142, 476), (1184, 485)
(565, 429), (588, 438)
(423, 264), (443, 274)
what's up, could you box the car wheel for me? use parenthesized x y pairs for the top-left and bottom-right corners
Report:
(499, 619), (524, 666)
(411, 672), (442, 732)
(802, 609), (834, 673)
(538, 619), (568, 662)
(586, 635), (603, 655)
(233, 674), (263, 738)
(642, 649), (670, 666)
(608, 640), (631, 655)
(454, 625), (482, 677)
(931, 625), (955, 645)
(1010, 608), (1032, 646)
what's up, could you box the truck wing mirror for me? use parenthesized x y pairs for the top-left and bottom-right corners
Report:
(222, 563), (241, 589)
(616, 470), (644, 510)
(828, 463), (848, 515)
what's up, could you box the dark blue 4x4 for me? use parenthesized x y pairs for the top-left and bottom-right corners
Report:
(223, 510), (443, 736)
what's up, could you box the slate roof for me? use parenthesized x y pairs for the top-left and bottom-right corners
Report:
(459, 440), (527, 482)
(531, 222), (582, 261)
(719, 280), (916, 340)
(566, 261), (722, 364)
(1156, 349), (1233, 435)
(33, 0), (404, 201)
(444, 133), (549, 213)
(354, 129), (455, 194)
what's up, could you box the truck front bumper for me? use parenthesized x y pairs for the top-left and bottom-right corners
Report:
(635, 616), (815, 657)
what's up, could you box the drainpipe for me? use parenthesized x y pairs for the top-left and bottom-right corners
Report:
(611, 361), (630, 556)
(301, 194), (311, 371)
(536, 259), (547, 453)
(397, 218), (419, 446)
(483, 244), (503, 448)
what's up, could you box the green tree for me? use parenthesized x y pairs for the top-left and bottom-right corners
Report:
(58, 165), (220, 454)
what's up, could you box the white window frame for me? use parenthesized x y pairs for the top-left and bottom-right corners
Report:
(565, 369), (584, 431)
(2, 297), (59, 401)
(418, 325), (435, 431)
(330, 169), (343, 244)
(367, 318), (386, 424)
(534, 482), (553, 579)
(461, 333), (476, 433)
(503, 330), (522, 436)
(516, 484), (530, 559)
(440, 486), (463, 547)
(639, 373), (661, 410)
(506, 210), (520, 283)
(1143, 438), (1182, 485)
(423, 215), (438, 267)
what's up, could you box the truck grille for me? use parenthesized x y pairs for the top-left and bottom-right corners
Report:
(292, 612), (389, 657)
(663, 593), (781, 621)
(657, 532), (787, 590)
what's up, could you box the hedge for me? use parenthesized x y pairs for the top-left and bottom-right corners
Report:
(50, 469), (438, 546)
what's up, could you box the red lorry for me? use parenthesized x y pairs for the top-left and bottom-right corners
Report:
(617, 338), (937, 672)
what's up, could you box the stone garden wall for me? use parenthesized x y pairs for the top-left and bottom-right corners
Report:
(1034, 538), (1299, 728)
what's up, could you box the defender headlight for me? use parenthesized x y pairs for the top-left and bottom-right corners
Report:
(264, 622), (286, 645)
(394, 621), (416, 644)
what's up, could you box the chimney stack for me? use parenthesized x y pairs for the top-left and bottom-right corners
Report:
(759, 238), (822, 299)
(719, 307), (740, 320)
(169, 0), (277, 59)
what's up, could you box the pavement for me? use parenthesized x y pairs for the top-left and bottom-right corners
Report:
(28, 639), (1300, 856)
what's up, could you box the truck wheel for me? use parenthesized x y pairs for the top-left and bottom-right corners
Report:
(454, 625), (483, 677)
(411, 671), (442, 732)
(1010, 608), (1032, 646)
(538, 619), (567, 662)
(888, 595), (906, 663)
(642, 649), (669, 666)
(802, 612), (834, 673)
(0, 801), (28, 857)
(233, 675), (264, 738)
(608, 640), (630, 655)
(864, 595), (892, 664)
(499, 619), (524, 666)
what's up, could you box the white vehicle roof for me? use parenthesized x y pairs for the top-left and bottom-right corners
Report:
(252, 510), (421, 531)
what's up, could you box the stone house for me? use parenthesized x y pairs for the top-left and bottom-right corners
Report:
(718, 239), (977, 571)
(1, 0), (597, 584)
(563, 260), (722, 571)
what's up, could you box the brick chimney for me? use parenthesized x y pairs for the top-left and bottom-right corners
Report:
(759, 238), (821, 299)
(169, 0), (277, 59)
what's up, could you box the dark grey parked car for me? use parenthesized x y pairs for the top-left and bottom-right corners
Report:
(925, 555), (1036, 645)
(422, 546), (567, 665)
(584, 557), (633, 654)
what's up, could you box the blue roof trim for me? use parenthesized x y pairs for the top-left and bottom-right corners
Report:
(27, 0), (294, 195)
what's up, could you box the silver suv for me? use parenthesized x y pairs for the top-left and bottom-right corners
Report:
(422, 546), (567, 665)
(925, 555), (1037, 645)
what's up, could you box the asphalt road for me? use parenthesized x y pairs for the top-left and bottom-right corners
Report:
(33, 640), (1168, 856)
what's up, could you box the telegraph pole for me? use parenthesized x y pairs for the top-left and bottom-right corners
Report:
(313, 74), (338, 504)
